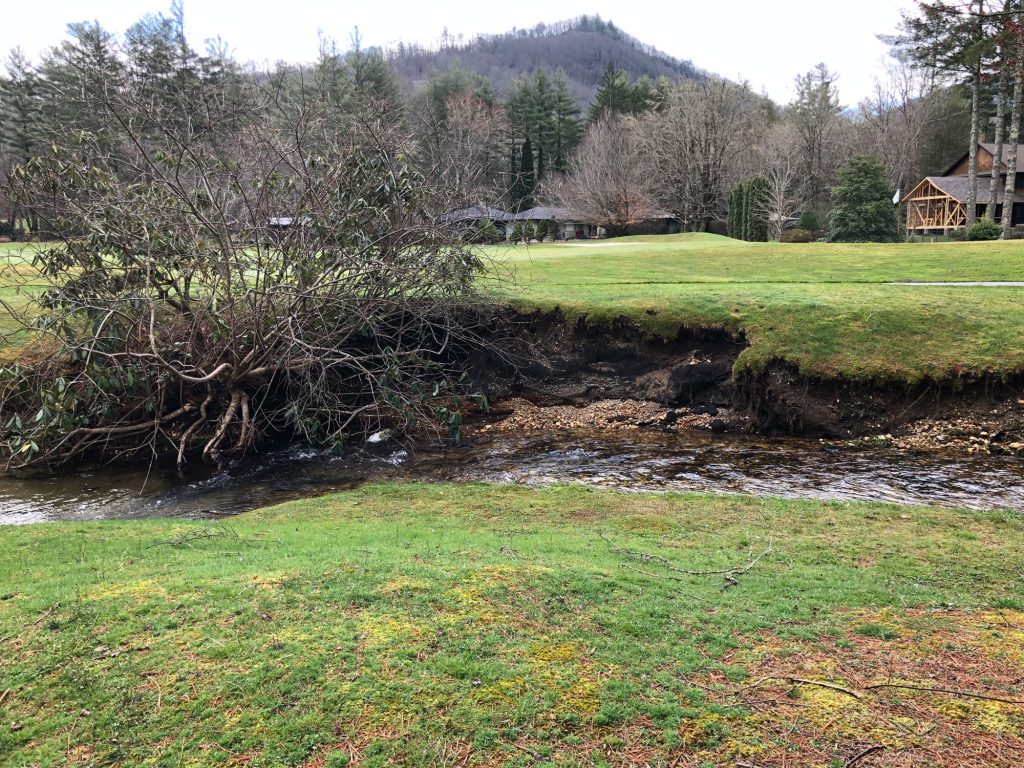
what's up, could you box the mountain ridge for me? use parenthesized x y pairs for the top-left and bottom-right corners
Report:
(385, 16), (703, 105)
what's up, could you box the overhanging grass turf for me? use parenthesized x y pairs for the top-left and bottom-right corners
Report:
(492, 234), (1024, 380)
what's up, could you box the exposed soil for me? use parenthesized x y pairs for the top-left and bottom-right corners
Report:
(471, 310), (1024, 455)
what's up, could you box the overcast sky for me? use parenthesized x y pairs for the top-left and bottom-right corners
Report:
(1, 0), (916, 106)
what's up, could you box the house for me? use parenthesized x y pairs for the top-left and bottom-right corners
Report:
(902, 143), (1024, 235)
(513, 206), (605, 239)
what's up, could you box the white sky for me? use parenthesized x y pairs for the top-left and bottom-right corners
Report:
(1, 0), (915, 106)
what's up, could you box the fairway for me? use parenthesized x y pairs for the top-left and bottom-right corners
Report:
(1, 483), (1022, 766)
(494, 234), (1024, 381)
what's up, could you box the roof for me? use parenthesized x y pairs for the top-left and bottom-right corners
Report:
(514, 206), (573, 221)
(439, 206), (516, 223)
(909, 175), (1024, 205)
(942, 143), (1024, 176)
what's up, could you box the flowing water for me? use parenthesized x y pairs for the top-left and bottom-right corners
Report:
(2, 426), (1023, 524)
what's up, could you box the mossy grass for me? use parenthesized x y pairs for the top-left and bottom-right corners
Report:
(2, 482), (1022, 765)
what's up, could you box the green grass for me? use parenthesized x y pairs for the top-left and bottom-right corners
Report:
(492, 234), (1024, 380)
(2, 483), (1022, 766)
(4, 235), (1024, 381)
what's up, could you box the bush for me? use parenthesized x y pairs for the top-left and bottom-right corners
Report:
(510, 222), (524, 243)
(779, 228), (814, 243)
(797, 210), (821, 233)
(967, 218), (1002, 241)
(535, 220), (548, 242)
(946, 227), (967, 241)
(476, 218), (502, 244)
(1004, 226), (1024, 240)
(522, 221), (535, 243)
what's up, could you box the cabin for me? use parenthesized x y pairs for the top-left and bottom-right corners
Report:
(902, 143), (1024, 235)
(513, 206), (606, 239)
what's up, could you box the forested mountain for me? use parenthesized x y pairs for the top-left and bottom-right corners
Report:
(387, 16), (702, 104)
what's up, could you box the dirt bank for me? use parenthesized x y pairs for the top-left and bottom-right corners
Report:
(471, 310), (1024, 455)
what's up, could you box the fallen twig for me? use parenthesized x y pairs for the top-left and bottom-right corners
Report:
(786, 677), (862, 700)
(865, 682), (1024, 705)
(93, 645), (150, 660)
(845, 744), (885, 767)
(0, 689), (10, 708)
(601, 534), (773, 588)
(26, 602), (59, 627)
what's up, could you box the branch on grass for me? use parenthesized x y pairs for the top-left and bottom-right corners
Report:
(845, 744), (885, 767)
(147, 524), (275, 550)
(865, 682), (1024, 705)
(601, 534), (773, 588)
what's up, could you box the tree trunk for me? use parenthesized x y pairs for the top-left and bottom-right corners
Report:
(967, 0), (984, 229)
(967, 65), (981, 228)
(1003, 34), (1023, 237)
(988, 57), (1009, 221)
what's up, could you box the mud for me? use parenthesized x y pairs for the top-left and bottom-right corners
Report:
(472, 310), (1024, 454)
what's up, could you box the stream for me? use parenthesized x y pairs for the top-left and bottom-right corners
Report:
(2, 426), (1023, 524)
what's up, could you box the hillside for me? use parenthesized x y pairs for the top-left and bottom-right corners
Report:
(387, 16), (703, 104)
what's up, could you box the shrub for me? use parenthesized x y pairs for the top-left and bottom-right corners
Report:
(1004, 226), (1024, 240)
(797, 209), (821, 233)
(947, 227), (967, 241)
(967, 218), (1002, 241)
(779, 228), (814, 243)
(535, 220), (548, 242)
(510, 222), (524, 243)
(477, 218), (501, 244)
(522, 221), (535, 242)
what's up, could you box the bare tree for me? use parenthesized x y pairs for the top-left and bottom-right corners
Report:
(549, 115), (657, 236)
(414, 89), (511, 210)
(0, 58), (497, 470)
(858, 58), (941, 195)
(757, 122), (804, 239)
(642, 78), (763, 231)
(791, 64), (843, 214)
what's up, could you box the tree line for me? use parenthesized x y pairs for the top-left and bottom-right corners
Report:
(0, 3), (1017, 243)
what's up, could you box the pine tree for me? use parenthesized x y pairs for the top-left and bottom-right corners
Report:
(551, 69), (581, 171)
(0, 49), (43, 166)
(588, 62), (633, 123)
(828, 156), (900, 242)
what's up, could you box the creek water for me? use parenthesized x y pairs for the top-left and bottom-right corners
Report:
(1, 426), (1023, 524)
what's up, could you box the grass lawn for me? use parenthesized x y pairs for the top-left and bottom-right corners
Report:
(3, 236), (1024, 381)
(493, 234), (1024, 381)
(2, 483), (1022, 766)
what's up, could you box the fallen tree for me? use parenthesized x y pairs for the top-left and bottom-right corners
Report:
(0, 60), (497, 470)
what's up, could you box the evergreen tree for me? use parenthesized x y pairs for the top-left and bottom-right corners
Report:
(0, 49), (44, 166)
(506, 68), (580, 177)
(514, 136), (536, 210)
(588, 62), (633, 123)
(727, 186), (741, 239)
(828, 156), (900, 242)
(551, 70), (581, 172)
(746, 178), (770, 242)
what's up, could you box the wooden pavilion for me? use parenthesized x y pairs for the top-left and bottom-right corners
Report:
(902, 142), (1024, 235)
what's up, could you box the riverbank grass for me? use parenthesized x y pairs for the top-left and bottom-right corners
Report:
(497, 234), (1024, 380)
(2, 483), (1022, 766)
(4, 235), (1024, 380)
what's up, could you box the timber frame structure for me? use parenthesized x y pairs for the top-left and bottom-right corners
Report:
(903, 178), (967, 233)
(902, 142), (1024, 235)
